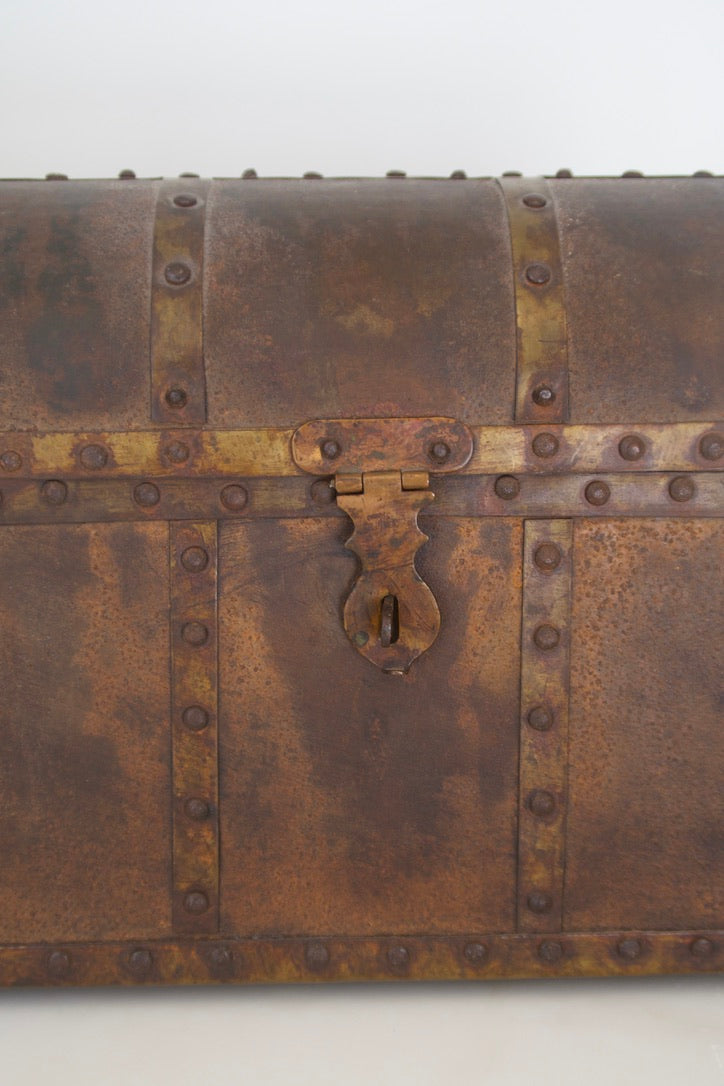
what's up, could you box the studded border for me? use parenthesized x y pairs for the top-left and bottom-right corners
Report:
(169, 521), (219, 933)
(151, 179), (211, 425)
(498, 176), (569, 423)
(517, 520), (573, 932)
(0, 931), (720, 987)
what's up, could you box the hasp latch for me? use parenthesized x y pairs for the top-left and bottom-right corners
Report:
(292, 418), (474, 673)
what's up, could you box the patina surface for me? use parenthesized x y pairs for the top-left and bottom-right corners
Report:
(0, 173), (720, 985)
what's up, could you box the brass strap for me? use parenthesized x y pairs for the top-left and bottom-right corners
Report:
(170, 521), (219, 933)
(151, 180), (211, 425)
(498, 177), (569, 423)
(517, 520), (572, 933)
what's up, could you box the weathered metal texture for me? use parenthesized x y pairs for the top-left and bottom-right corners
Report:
(151, 180), (211, 425)
(498, 176), (569, 423)
(169, 521), (219, 932)
(517, 520), (572, 932)
(0, 175), (721, 986)
(0, 931), (721, 987)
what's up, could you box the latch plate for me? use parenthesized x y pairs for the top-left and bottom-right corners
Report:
(292, 416), (474, 475)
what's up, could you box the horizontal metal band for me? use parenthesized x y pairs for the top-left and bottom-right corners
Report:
(0, 422), (719, 479)
(0, 931), (720, 986)
(0, 473), (719, 525)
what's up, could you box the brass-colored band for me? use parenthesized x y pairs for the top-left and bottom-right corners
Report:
(151, 179), (211, 425)
(170, 521), (219, 933)
(0, 422), (719, 478)
(517, 520), (572, 933)
(0, 930), (720, 986)
(0, 472), (719, 525)
(498, 176), (569, 423)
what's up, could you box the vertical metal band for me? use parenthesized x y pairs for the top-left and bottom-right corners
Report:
(517, 519), (572, 932)
(170, 520), (219, 933)
(498, 176), (569, 423)
(151, 179), (211, 425)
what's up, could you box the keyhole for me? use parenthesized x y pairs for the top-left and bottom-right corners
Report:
(380, 594), (400, 647)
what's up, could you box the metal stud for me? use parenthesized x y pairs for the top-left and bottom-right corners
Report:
(525, 262), (552, 285)
(538, 940), (563, 963)
(118, 169), (136, 180)
(532, 433), (559, 458)
(183, 891), (210, 914)
(668, 476), (695, 502)
(699, 432), (723, 461)
(241, 169), (258, 179)
(165, 387), (188, 409)
(303, 171), (323, 180)
(310, 479), (336, 506)
(181, 546), (209, 573)
(173, 194), (198, 208)
(79, 443), (108, 470)
(207, 946), (234, 977)
(534, 543), (562, 573)
(617, 937), (642, 961)
(134, 482), (160, 507)
(0, 451), (22, 472)
(182, 705), (209, 731)
(386, 170), (406, 178)
(523, 193), (547, 208)
(450, 170), (467, 180)
(321, 439), (342, 461)
(164, 440), (190, 464)
(533, 624), (560, 651)
(528, 789), (556, 817)
(494, 475), (520, 500)
(618, 434), (646, 461)
(164, 261), (192, 286)
(690, 937), (715, 958)
(47, 950), (71, 977)
(532, 385), (556, 406)
(220, 484), (248, 512)
(464, 942), (488, 964)
(184, 797), (210, 821)
(555, 169), (573, 178)
(179, 172), (200, 178)
(387, 945), (410, 968)
(429, 441), (451, 463)
(127, 948), (152, 975)
(45, 173), (68, 181)
(41, 479), (68, 506)
(181, 621), (209, 647)
(527, 705), (553, 731)
(585, 480), (611, 506)
(305, 942), (330, 969)
(527, 891), (553, 914)
(622, 170), (644, 178)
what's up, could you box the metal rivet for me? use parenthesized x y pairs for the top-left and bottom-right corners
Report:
(429, 441), (451, 464)
(47, 950), (71, 977)
(165, 440), (190, 464)
(45, 173), (68, 181)
(134, 482), (160, 507)
(220, 483), (248, 511)
(534, 543), (562, 573)
(693, 170), (714, 178)
(0, 450), (22, 472)
(183, 891), (209, 914)
(354, 630), (369, 646)
(532, 432), (559, 458)
(527, 705), (553, 731)
(80, 443), (108, 470)
(207, 946), (234, 975)
(165, 387), (188, 409)
(179, 172), (200, 178)
(669, 476), (695, 502)
(464, 942), (488, 964)
(303, 171), (323, 179)
(523, 193), (547, 208)
(173, 193), (198, 208)
(386, 170), (406, 178)
(533, 624), (560, 651)
(555, 168), (573, 178)
(310, 479), (336, 506)
(528, 789), (556, 817)
(182, 621), (209, 647)
(618, 434), (645, 461)
(41, 479), (68, 505)
(321, 439), (341, 461)
(585, 480), (611, 506)
(164, 261), (192, 286)
(690, 937), (715, 958)
(450, 170), (467, 179)
(118, 169), (136, 180)
(532, 385), (555, 406)
(305, 942), (330, 969)
(699, 432), (723, 460)
(502, 171), (522, 177)
(184, 797), (210, 821)
(622, 170), (644, 178)
(617, 937), (642, 961)
(387, 945), (410, 968)
(525, 263), (551, 286)
(127, 948), (152, 975)
(182, 705), (209, 731)
(495, 475), (520, 500)
(538, 940), (563, 963)
(527, 891), (553, 914)
(181, 546), (209, 573)
(241, 168), (258, 179)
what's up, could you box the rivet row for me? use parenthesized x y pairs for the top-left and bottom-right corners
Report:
(38, 170), (721, 181)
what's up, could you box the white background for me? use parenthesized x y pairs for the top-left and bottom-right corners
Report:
(1, 1), (723, 1083)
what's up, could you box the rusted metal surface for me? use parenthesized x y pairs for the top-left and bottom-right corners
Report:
(151, 180), (211, 425)
(170, 521), (219, 932)
(336, 471), (439, 672)
(292, 417), (473, 475)
(517, 521), (572, 932)
(0, 175), (721, 985)
(498, 176), (569, 423)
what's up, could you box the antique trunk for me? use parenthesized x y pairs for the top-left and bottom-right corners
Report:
(0, 171), (721, 986)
